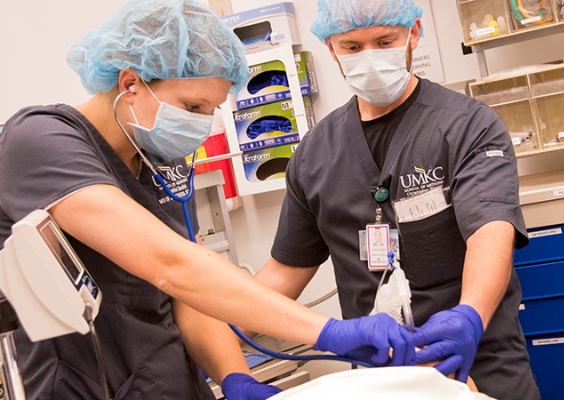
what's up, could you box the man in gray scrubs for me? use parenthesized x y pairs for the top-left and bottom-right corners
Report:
(255, 0), (540, 399)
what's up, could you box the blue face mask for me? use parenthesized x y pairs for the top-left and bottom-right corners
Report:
(128, 82), (214, 160)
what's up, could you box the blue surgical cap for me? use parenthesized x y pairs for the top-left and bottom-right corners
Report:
(67, 0), (247, 94)
(311, 0), (423, 43)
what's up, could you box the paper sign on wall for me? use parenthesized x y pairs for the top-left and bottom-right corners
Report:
(412, 0), (445, 83)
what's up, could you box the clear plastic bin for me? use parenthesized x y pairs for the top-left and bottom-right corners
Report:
(457, 0), (511, 44)
(468, 75), (539, 153)
(557, 0), (564, 22)
(506, 0), (556, 31)
(529, 65), (564, 149)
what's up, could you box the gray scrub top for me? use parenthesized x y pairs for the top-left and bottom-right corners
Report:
(0, 105), (213, 400)
(271, 78), (539, 400)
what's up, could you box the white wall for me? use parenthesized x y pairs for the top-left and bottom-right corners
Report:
(0, 1), (130, 123)
(3, 0), (564, 380)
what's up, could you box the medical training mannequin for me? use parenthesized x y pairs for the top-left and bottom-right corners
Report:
(270, 368), (487, 400)
(0, 0), (419, 399)
(246, 0), (541, 399)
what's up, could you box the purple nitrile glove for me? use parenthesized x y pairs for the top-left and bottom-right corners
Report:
(221, 373), (282, 400)
(414, 304), (484, 383)
(314, 314), (416, 367)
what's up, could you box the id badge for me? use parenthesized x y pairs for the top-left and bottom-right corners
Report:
(393, 186), (449, 223)
(366, 224), (390, 271)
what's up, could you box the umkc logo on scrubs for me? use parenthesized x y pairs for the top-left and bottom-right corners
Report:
(400, 165), (445, 196)
(153, 165), (188, 185)
(152, 164), (190, 204)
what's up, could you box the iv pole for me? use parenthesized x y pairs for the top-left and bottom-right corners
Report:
(0, 296), (26, 400)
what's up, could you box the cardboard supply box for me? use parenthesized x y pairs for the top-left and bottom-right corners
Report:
(235, 51), (318, 110)
(220, 2), (300, 54)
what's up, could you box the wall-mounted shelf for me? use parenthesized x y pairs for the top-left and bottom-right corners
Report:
(457, 0), (564, 78)
(467, 21), (564, 51)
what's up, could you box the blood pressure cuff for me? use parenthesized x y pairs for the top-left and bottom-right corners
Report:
(247, 70), (289, 94)
(247, 116), (292, 139)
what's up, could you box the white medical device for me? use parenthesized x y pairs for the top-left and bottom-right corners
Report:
(370, 266), (415, 331)
(0, 209), (102, 342)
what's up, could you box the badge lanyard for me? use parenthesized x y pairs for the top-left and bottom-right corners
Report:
(363, 186), (394, 272)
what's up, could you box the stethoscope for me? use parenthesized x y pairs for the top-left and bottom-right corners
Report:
(113, 88), (199, 242)
(113, 88), (377, 369)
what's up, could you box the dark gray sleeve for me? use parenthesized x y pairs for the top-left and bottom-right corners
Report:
(0, 108), (119, 224)
(449, 103), (528, 248)
(270, 134), (330, 267)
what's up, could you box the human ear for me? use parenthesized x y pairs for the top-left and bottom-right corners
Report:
(410, 19), (422, 51)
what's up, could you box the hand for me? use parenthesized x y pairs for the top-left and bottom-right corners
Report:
(221, 373), (282, 400)
(414, 304), (484, 383)
(313, 314), (416, 367)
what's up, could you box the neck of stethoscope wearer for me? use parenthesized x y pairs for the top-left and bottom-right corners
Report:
(113, 89), (198, 242)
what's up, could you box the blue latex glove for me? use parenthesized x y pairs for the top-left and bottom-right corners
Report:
(221, 373), (282, 400)
(414, 304), (484, 383)
(313, 314), (416, 367)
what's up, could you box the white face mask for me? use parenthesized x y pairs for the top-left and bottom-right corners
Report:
(334, 30), (412, 107)
(128, 80), (214, 160)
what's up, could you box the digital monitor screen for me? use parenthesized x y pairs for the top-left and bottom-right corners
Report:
(38, 219), (84, 285)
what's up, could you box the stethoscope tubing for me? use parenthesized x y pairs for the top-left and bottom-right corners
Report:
(152, 155), (197, 243)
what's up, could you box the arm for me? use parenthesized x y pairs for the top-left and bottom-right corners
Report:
(460, 220), (514, 328)
(49, 184), (328, 344)
(172, 257), (318, 382)
(254, 257), (319, 301)
(173, 301), (286, 399)
(172, 300), (250, 383)
(50, 184), (415, 370)
(234, 257), (318, 338)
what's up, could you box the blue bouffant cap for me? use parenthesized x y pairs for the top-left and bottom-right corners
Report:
(67, 0), (247, 94)
(311, 0), (423, 42)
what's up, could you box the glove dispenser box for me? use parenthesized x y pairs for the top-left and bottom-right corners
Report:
(514, 223), (564, 400)
(457, 0), (511, 45)
(220, 2), (300, 54)
(468, 74), (539, 153)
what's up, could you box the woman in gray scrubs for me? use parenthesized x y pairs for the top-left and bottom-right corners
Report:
(0, 0), (416, 399)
